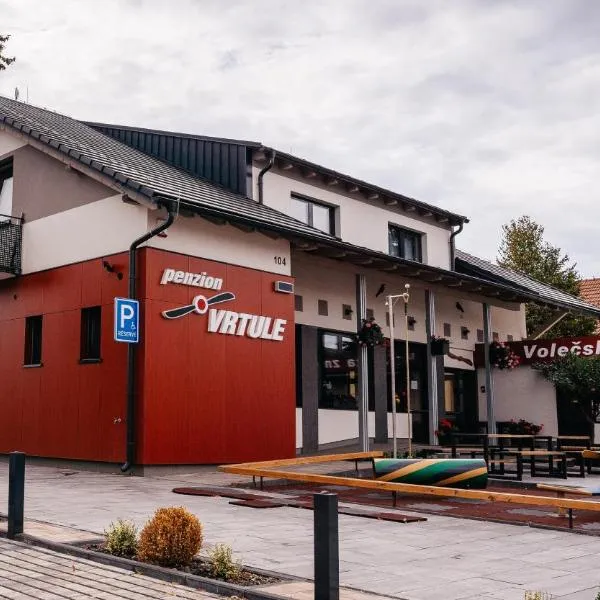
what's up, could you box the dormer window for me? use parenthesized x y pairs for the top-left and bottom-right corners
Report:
(290, 194), (335, 235)
(389, 224), (422, 262)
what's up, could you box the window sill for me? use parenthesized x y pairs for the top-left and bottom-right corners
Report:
(79, 358), (103, 365)
(23, 363), (43, 369)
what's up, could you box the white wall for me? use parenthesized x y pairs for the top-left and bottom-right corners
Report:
(146, 212), (291, 275)
(256, 166), (452, 269)
(21, 195), (148, 273)
(0, 129), (26, 159)
(293, 252), (525, 356)
(295, 408), (411, 448)
(477, 367), (558, 436)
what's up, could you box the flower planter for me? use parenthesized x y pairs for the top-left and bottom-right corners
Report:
(430, 339), (449, 356)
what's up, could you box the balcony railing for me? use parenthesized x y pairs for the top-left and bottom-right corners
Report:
(0, 214), (23, 275)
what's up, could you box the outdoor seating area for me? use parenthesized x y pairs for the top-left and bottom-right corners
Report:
(419, 433), (600, 481)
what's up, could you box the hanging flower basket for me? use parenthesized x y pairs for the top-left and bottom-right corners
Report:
(489, 341), (520, 370)
(357, 318), (384, 347)
(430, 335), (449, 356)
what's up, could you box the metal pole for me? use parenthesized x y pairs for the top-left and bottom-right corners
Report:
(356, 274), (369, 452)
(483, 303), (496, 434)
(387, 296), (397, 458)
(314, 493), (339, 600)
(8, 451), (25, 539)
(404, 285), (411, 457)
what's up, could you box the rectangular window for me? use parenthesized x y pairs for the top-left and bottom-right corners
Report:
(24, 315), (43, 366)
(477, 329), (484, 343)
(290, 194), (335, 235)
(342, 304), (353, 320)
(507, 334), (514, 342)
(80, 306), (102, 361)
(294, 295), (303, 312)
(0, 157), (14, 219)
(320, 331), (358, 410)
(388, 224), (422, 262)
(443, 322), (451, 337)
(461, 326), (469, 340)
(318, 299), (329, 316)
(366, 308), (374, 320)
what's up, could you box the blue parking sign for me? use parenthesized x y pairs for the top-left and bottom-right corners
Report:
(114, 298), (139, 343)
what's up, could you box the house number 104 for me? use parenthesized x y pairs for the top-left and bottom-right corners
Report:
(274, 256), (287, 266)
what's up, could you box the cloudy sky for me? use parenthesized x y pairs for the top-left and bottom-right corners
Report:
(1, 0), (599, 275)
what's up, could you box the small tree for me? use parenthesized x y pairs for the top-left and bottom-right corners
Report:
(534, 353), (600, 430)
(498, 216), (596, 338)
(0, 34), (15, 71)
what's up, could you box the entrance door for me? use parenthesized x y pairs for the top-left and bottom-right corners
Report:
(556, 389), (592, 437)
(389, 341), (428, 443)
(443, 370), (479, 433)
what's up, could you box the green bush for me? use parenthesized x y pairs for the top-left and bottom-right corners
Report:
(104, 519), (138, 558)
(208, 543), (241, 580)
(137, 506), (203, 568)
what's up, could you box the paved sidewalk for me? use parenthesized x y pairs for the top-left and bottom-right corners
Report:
(1, 462), (600, 599)
(0, 537), (218, 599)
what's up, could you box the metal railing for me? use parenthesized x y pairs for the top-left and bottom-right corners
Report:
(0, 214), (23, 275)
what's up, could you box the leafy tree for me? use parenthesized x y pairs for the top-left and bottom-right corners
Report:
(498, 215), (596, 338)
(0, 34), (15, 71)
(535, 353), (600, 430)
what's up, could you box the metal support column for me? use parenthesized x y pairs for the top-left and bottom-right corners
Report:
(425, 290), (439, 445)
(356, 274), (369, 452)
(483, 303), (496, 434)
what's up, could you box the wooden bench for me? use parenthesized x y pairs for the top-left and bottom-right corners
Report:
(221, 452), (600, 530)
(557, 436), (591, 451)
(537, 483), (600, 527)
(583, 449), (600, 474)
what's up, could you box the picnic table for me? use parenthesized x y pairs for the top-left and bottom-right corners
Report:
(508, 450), (568, 479)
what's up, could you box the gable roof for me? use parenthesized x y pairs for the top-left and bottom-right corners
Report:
(455, 250), (600, 318)
(1, 96), (599, 317)
(86, 121), (468, 226)
(0, 96), (335, 243)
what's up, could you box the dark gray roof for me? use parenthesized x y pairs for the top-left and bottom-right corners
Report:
(84, 122), (468, 226)
(0, 96), (334, 243)
(2, 96), (597, 316)
(455, 250), (600, 318)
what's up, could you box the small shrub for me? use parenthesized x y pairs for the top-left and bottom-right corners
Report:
(524, 592), (553, 600)
(137, 506), (203, 567)
(104, 519), (138, 558)
(208, 543), (241, 581)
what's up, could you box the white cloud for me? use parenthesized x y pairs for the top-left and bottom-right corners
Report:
(1, 0), (599, 275)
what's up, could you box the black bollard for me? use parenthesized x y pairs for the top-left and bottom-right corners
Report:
(8, 451), (25, 539)
(313, 492), (339, 600)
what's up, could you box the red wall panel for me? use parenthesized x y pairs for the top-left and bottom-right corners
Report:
(0, 254), (128, 462)
(138, 248), (296, 465)
(0, 248), (296, 465)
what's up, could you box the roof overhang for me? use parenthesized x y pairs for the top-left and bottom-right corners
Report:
(172, 198), (536, 306)
(253, 147), (469, 228)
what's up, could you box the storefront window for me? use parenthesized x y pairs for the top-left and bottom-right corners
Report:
(319, 331), (358, 410)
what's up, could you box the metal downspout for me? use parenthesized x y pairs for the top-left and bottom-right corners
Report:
(257, 150), (276, 204)
(449, 222), (464, 270)
(121, 201), (177, 473)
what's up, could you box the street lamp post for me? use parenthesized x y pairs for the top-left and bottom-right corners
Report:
(386, 284), (411, 458)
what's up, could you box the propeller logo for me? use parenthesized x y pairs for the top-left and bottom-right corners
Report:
(162, 292), (236, 319)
